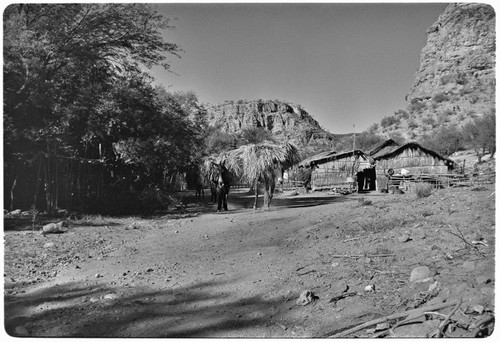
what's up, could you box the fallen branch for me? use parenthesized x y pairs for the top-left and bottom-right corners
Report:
(328, 299), (461, 338)
(471, 315), (495, 337)
(429, 297), (462, 337)
(330, 254), (396, 259)
(328, 291), (357, 304)
(343, 237), (361, 242)
(447, 227), (484, 256)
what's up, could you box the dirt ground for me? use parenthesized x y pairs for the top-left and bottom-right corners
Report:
(3, 182), (496, 338)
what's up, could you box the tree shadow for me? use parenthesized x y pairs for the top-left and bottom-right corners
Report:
(5, 278), (285, 338)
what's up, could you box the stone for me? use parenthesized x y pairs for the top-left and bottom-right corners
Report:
(104, 293), (118, 300)
(205, 100), (333, 148)
(409, 266), (432, 282)
(376, 3), (495, 141)
(13, 326), (30, 337)
(43, 242), (55, 248)
(8, 209), (22, 216)
(398, 235), (411, 243)
(296, 290), (317, 306)
(42, 221), (67, 234)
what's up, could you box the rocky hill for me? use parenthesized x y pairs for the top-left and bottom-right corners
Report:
(205, 99), (337, 148)
(377, 3), (495, 140)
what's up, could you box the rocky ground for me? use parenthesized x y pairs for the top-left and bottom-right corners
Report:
(3, 181), (495, 338)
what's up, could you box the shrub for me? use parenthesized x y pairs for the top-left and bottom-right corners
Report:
(440, 74), (455, 85)
(414, 183), (433, 198)
(408, 100), (427, 113)
(422, 116), (436, 127)
(381, 115), (399, 128)
(432, 92), (450, 103)
(408, 119), (419, 129)
(394, 109), (409, 119)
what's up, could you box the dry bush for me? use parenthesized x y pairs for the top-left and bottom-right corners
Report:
(414, 183), (433, 198)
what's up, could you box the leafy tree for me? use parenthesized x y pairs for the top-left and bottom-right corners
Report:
(419, 125), (464, 157)
(462, 111), (496, 162)
(3, 3), (191, 212)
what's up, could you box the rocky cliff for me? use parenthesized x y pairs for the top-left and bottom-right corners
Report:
(380, 3), (495, 140)
(205, 100), (335, 147)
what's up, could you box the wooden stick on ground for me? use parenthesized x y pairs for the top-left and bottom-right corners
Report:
(328, 299), (461, 338)
(429, 297), (462, 337)
(330, 253), (396, 258)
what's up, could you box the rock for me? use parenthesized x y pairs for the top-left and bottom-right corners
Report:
(42, 221), (67, 234)
(409, 266), (432, 283)
(95, 273), (102, 278)
(43, 242), (55, 248)
(205, 100), (333, 148)
(13, 326), (30, 336)
(427, 281), (439, 292)
(473, 304), (485, 314)
(364, 284), (375, 292)
(104, 293), (118, 300)
(398, 235), (411, 243)
(89, 297), (99, 303)
(296, 290), (317, 306)
(385, 3), (495, 141)
(8, 209), (22, 216)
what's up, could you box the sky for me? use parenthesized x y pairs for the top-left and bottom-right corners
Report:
(151, 2), (449, 134)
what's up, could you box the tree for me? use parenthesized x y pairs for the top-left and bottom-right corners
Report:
(462, 111), (496, 162)
(3, 3), (189, 212)
(419, 125), (464, 157)
(224, 142), (300, 209)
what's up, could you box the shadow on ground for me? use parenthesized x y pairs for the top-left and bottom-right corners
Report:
(5, 279), (284, 338)
(180, 188), (359, 212)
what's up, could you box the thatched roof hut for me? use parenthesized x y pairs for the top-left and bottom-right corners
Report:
(369, 140), (455, 190)
(299, 149), (373, 190)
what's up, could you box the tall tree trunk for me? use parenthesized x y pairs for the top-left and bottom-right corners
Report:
(253, 178), (259, 209)
(10, 174), (17, 212)
(33, 157), (42, 210)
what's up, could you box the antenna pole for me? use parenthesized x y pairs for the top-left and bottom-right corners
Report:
(352, 124), (356, 154)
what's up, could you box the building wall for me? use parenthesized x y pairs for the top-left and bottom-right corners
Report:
(374, 148), (449, 189)
(311, 155), (371, 189)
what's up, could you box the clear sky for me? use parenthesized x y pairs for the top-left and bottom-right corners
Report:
(151, 2), (449, 134)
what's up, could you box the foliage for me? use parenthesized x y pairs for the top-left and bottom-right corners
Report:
(414, 183), (433, 198)
(3, 4), (207, 213)
(462, 111), (496, 162)
(394, 109), (410, 120)
(408, 100), (427, 113)
(419, 125), (464, 157)
(380, 115), (400, 128)
(432, 92), (450, 103)
(222, 142), (300, 208)
(407, 119), (419, 130)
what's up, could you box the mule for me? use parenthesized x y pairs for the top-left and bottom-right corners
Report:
(210, 162), (232, 212)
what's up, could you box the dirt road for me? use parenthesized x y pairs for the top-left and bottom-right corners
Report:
(4, 184), (496, 337)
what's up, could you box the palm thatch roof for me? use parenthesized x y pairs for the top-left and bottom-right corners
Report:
(222, 141), (301, 180)
(299, 149), (371, 168)
(370, 141), (450, 162)
(368, 139), (399, 156)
